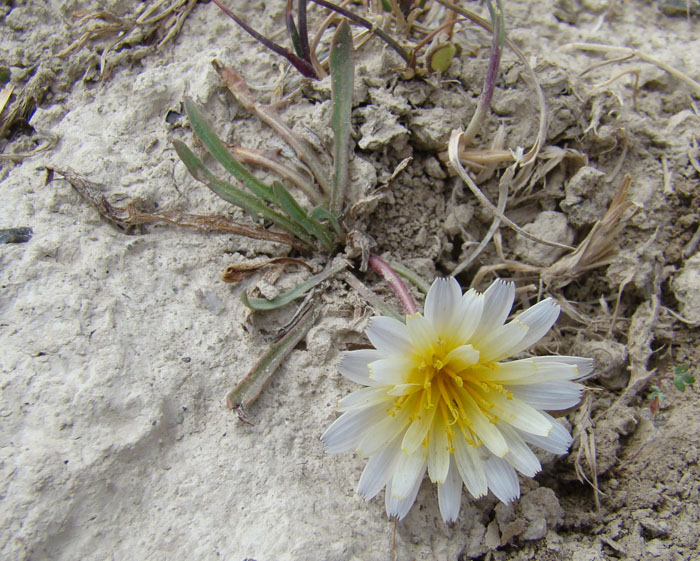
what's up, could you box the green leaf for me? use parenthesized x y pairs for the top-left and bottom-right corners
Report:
(673, 377), (686, 392)
(675, 363), (689, 376)
(173, 139), (315, 247)
(241, 260), (348, 311)
(285, 0), (304, 58)
(309, 206), (342, 238)
(272, 182), (335, 251)
(226, 304), (320, 410)
(428, 43), (457, 72)
(329, 19), (354, 217)
(183, 98), (276, 204)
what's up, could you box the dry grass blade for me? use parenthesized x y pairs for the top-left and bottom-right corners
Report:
(342, 271), (402, 320)
(469, 174), (635, 291)
(452, 163), (512, 276)
(49, 167), (306, 250)
(563, 42), (700, 96)
(222, 257), (313, 283)
(231, 146), (322, 206)
(542, 175), (637, 288)
(573, 392), (604, 510)
(227, 303), (320, 420)
(448, 130), (575, 255)
(0, 130), (58, 162)
(213, 60), (332, 199)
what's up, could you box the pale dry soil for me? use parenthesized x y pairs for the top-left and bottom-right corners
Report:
(1, 1), (699, 560)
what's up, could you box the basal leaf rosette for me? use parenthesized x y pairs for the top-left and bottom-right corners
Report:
(322, 277), (592, 522)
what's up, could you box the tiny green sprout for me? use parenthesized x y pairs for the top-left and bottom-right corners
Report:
(672, 364), (695, 392)
(648, 364), (695, 414)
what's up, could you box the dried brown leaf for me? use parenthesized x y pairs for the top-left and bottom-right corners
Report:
(222, 257), (312, 283)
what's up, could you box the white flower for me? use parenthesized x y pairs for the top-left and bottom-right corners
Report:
(322, 277), (592, 522)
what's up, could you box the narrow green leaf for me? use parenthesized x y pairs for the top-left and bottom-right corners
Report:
(309, 206), (342, 238)
(241, 260), (348, 311)
(273, 182), (335, 251)
(173, 139), (315, 247)
(285, 0), (304, 58)
(227, 304), (320, 410)
(329, 20), (354, 217)
(183, 98), (275, 204)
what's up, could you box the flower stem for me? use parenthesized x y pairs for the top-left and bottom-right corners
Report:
(368, 254), (417, 316)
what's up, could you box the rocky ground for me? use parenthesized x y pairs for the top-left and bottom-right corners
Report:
(1, 1), (699, 560)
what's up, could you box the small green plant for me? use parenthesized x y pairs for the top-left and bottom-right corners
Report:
(648, 363), (696, 415)
(173, 19), (429, 420)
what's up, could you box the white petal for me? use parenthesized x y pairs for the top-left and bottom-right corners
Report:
(498, 423), (541, 477)
(385, 466), (425, 521)
(321, 404), (387, 453)
(461, 391), (509, 456)
(391, 447), (428, 500)
(476, 320), (529, 363)
(472, 279), (515, 342)
(516, 412), (572, 454)
(402, 403), (437, 455)
(450, 289), (484, 345)
(484, 359), (580, 384)
(369, 357), (413, 385)
(438, 455), (463, 523)
(357, 400), (413, 457)
(530, 356), (595, 379)
(367, 316), (413, 355)
(358, 435), (403, 499)
(386, 383), (421, 396)
(428, 416), (450, 483)
(425, 277), (462, 338)
(338, 386), (392, 412)
(338, 349), (384, 385)
(453, 434), (488, 499)
(444, 344), (480, 371)
(488, 392), (553, 436)
(508, 381), (583, 410)
(484, 455), (520, 504)
(405, 313), (439, 352)
(505, 298), (560, 356)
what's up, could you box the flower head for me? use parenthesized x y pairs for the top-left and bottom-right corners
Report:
(322, 277), (592, 522)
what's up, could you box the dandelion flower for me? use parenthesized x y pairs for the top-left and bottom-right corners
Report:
(322, 277), (592, 522)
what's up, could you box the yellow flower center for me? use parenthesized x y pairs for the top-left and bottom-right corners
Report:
(394, 337), (513, 450)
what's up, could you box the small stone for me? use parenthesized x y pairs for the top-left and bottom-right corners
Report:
(484, 520), (501, 550)
(443, 204), (473, 237)
(513, 211), (574, 267)
(560, 166), (610, 227)
(521, 517), (548, 541)
(671, 253), (700, 323)
(424, 156), (446, 179)
(409, 108), (453, 151)
(357, 106), (409, 151)
(500, 519), (525, 544)
(573, 340), (628, 390)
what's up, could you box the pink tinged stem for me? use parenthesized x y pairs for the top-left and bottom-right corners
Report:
(368, 254), (417, 316)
